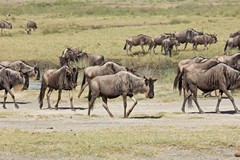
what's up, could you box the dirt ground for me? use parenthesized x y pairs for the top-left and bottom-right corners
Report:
(0, 89), (240, 159)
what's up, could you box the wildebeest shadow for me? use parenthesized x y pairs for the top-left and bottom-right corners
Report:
(0, 101), (31, 104)
(189, 110), (237, 115)
(130, 114), (164, 119)
(42, 106), (88, 110)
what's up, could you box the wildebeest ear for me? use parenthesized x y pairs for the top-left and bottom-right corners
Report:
(145, 78), (149, 85)
(152, 78), (157, 82)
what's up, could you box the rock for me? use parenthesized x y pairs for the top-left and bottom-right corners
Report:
(235, 150), (240, 157)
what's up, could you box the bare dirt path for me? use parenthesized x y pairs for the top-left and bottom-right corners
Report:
(0, 91), (240, 159)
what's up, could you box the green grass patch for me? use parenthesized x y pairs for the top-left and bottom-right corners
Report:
(0, 125), (239, 159)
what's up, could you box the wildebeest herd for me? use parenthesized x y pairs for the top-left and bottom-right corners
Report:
(1, 20), (240, 117)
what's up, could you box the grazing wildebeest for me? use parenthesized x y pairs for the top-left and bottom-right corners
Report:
(0, 60), (40, 80)
(224, 35), (240, 54)
(26, 20), (37, 34)
(181, 63), (240, 114)
(38, 65), (79, 110)
(162, 37), (179, 57)
(0, 20), (12, 35)
(229, 30), (240, 38)
(88, 71), (157, 118)
(59, 47), (104, 66)
(174, 28), (203, 50)
(153, 33), (174, 54)
(192, 34), (217, 50)
(123, 34), (154, 55)
(215, 52), (240, 70)
(78, 61), (127, 98)
(0, 68), (28, 109)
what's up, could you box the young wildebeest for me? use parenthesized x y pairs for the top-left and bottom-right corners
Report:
(0, 60), (40, 80)
(192, 34), (217, 50)
(174, 28), (203, 50)
(0, 68), (28, 109)
(26, 20), (37, 34)
(0, 20), (12, 35)
(162, 37), (179, 57)
(123, 34), (154, 55)
(215, 52), (240, 70)
(229, 30), (240, 38)
(224, 35), (240, 54)
(181, 63), (240, 114)
(78, 61), (127, 98)
(38, 66), (79, 110)
(59, 47), (104, 67)
(152, 33), (173, 54)
(88, 71), (157, 118)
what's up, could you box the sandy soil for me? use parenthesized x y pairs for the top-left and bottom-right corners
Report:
(0, 90), (240, 159)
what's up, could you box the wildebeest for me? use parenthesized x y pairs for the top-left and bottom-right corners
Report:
(38, 65), (79, 110)
(173, 56), (207, 93)
(153, 33), (174, 54)
(123, 34), (154, 55)
(181, 63), (240, 114)
(59, 47), (104, 67)
(215, 52), (240, 70)
(162, 37), (179, 57)
(224, 35), (240, 54)
(0, 20), (12, 35)
(174, 28), (203, 50)
(229, 30), (240, 38)
(192, 34), (217, 50)
(78, 61), (127, 98)
(0, 68), (28, 109)
(88, 71), (157, 118)
(26, 20), (37, 34)
(0, 60), (40, 80)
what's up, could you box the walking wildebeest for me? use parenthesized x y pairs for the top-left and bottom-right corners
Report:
(59, 47), (104, 67)
(174, 28), (203, 50)
(0, 60), (40, 80)
(123, 34), (154, 55)
(88, 71), (157, 118)
(181, 63), (240, 114)
(229, 30), (240, 38)
(162, 37), (179, 57)
(192, 34), (217, 50)
(174, 58), (220, 108)
(0, 68), (29, 109)
(26, 20), (37, 34)
(224, 35), (240, 54)
(0, 20), (12, 35)
(78, 61), (127, 98)
(215, 52), (240, 70)
(153, 33), (174, 54)
(38, 65), (79, 110)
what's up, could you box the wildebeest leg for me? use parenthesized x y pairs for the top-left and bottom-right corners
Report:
(55, 89), (62, 110)
(69, 90), (75, 111)
(191, 88), (204, 114)
(2, 90), (8, 109)
(88, 93), (97, 116)
(141, 45), (145, 54)
(181, 91), (191, 113)
(184, 42), (188, 50)
(223, 89), (240, 113)
(102, 96), (114, 118)
(126, 96), (138, 117)
(153, 45), (157, 54)
(215, 90), (223, 113)
(46, 88), (53, 109)
(78, 82), (88, 98)
(5, 88), (19, 109)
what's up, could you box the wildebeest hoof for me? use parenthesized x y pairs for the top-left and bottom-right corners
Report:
(235, 150), (240, 157)
(2, 106), (7, 109)
(15, 105), (19, 109)
(215, 110), (221, 114)
(235, 110), (240, 114)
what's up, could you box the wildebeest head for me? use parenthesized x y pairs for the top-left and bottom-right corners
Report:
(22, 73), (29, 90)
(143, 77), (157, 99)
(34, 66), (41, 80)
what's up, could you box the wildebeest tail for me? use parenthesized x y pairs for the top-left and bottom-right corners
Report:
(38, 80), (46, 107)
(123, 40), (127, 50)
(178, 68), (185, 96)
(224, 40), (228, 52)
(81, 73), (86, 89)
(173, 67), (181, 92)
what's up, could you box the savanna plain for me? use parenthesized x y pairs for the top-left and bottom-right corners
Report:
(0, 0), (240, 159)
